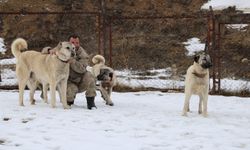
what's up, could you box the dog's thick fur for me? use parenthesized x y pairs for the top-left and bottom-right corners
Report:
(11, 38), (75, 109)
(182, 53), (212, 117)
(88, 55), (117, 106)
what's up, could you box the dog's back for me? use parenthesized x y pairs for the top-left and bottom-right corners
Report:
(11, 39), (59, 81)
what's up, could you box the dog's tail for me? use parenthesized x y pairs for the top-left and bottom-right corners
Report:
(11, 38), (28, 58)
(92, 55), (105, 65)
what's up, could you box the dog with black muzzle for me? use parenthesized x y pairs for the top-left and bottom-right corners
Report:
(87, 55), (116, 106)
(182, 52), (212, 117)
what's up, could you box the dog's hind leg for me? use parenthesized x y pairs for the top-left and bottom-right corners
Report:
(27, 80), (37, 105)
(16, 67), (30, 106)
(18, 81), (26, 106)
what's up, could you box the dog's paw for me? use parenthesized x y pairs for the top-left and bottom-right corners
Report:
(30, 99), (36, 105)
(106, 102), (114, 106)
(19, 103), (24, 106)
(64, 105), (71, 109)
(182, 112), (188, 117)
(202, 113), (208, 117)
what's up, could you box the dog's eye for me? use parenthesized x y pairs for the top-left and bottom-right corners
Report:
(66, 47), (70, 50)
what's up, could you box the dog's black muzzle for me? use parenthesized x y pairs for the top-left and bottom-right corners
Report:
(202, 62), (212, 69)
(71, 51), (76, 58)
(97, 69), (113, 81)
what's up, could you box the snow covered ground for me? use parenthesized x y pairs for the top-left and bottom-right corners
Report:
(202, 0), (250, 13)
(0, 90), (250, 150)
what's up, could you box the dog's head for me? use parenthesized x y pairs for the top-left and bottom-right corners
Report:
(56, 42), (76, 61)
(194, 52), (212, 69)
(97, 68), (113, 82)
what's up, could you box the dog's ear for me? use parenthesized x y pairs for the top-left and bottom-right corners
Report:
(57, 42), (62, 50)
(194, 55), (200, 63)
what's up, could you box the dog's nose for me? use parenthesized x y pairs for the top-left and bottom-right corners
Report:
(109, 72), (113, 78)
(71, 51), (76, 57)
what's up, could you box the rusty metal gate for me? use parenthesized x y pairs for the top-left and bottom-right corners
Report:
(207, 7), (250, 96)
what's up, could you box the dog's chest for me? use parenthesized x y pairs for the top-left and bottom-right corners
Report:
(55, 64), (69, 80)
(192, 84), (205, 93)
(194, 77), (207, 85)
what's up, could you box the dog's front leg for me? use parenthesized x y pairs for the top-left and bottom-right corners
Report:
(59, 79), (70, 109)
(182, 91), (191, 116)
(99, 86), (114, 106)
(202, 93), (208, 117)
(198, 94), (203, 114)
(43, 83), (49, 104)
(57, 84), (62, 103)
(50, 81), (57, 108)
(107, 87), (112, 97)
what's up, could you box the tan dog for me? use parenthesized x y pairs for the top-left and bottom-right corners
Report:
(11, 38), (75, 109)
(182, 52), (212, 117)
(88, 55), (116, 106)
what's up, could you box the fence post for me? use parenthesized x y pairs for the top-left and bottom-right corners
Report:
(99, 0), (107, 56)
(108, 16), (113, 67)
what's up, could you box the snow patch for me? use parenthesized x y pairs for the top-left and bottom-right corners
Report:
(183, 38), (205, 56)
(0, 38), (7, 54)
(202, 0), (250, 13)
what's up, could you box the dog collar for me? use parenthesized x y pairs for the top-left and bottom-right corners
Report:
(192, 72), (207, 78)
(57, 57), (69, 63)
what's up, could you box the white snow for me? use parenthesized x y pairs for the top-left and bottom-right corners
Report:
(202, 0), (250, 13)
(0, 90), (250, 150)
(226, 24), (249, 31)
(183, 38), (205, 56)
(0, 58), (16, 65)
(0, 38), (6, 54)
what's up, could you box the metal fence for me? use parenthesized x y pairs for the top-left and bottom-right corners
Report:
(218, 24), (250, 96)
(0, 10), (250, 96)
(108, 15), (208, 92)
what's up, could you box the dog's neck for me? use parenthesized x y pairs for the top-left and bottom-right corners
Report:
(192, 71), (207, 78)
